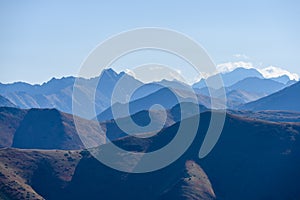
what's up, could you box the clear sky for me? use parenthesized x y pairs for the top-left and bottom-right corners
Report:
(1, 0), (300, 84)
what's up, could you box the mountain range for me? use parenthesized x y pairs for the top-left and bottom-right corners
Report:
(1, 66), (300, 200)
(0, 69), (143, 119)
(1, 67), (298, 121)
(193, 68), (296, 105)
(97, 87), (214, 122)
(193, 67), (264, 88)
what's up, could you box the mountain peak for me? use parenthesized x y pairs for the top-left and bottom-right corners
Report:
(226, 67), (263, 78)
(101, 68), (118, 76)
(193, 67), (264, 89)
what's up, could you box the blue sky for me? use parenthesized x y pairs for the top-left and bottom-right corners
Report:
(1, 0), (300, 84)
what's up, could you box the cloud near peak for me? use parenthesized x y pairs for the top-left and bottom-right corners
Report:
(217, 61), (299, 81)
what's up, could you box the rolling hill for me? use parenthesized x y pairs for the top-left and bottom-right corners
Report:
(0, 148), (83, 200)
(1, 112), (300, 200)
(0, 107), (104, 149)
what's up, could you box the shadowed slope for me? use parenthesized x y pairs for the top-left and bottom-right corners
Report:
(0, 148), (82, 200)
(0, 96), (16, 108)
(0, 107), (27, 147)
(242, 81), (300, 111)
(0, 107), (104, 150)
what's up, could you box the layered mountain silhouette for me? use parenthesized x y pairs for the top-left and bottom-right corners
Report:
(0, 69), (142, 119)
(193, 67), (264, 89)
(1, 67), (297, 119)
(0, 104), (206, 149)
(242, 81), (300, 111)
(0, 95), (16, 107)
(229, 77), (288, 95)
(1, 112), (299, 200)
(97, 87), (217, 122)
(101, 102), (207, 141)
(195, 73), (296, 106)
(1, 66), (300, 200)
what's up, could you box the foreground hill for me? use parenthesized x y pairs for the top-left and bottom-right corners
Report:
(0, 107), (104, 149)
(0, 148), (215, 200)
(242, 81), (300, 111)
(102, 112), (300, 199)
(0, 149), (82, 200)
(1, 112), (299, 200)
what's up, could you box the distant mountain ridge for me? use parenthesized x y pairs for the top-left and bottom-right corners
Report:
(193, 67), (264, 89)
(241, 81), (300, 111)
(270, 75), (291, 84)
(97, 87), (221, 122)
(194, 68), (296, 105)
(229, 77), (287, 95)
(0, 95), (16, 107)
(0, 69), (143, 119)
(1, 67), (298, 116)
